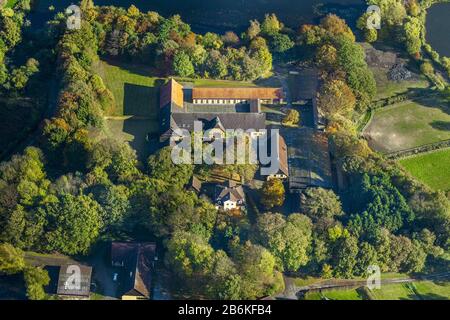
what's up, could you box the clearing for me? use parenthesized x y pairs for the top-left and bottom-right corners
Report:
(399, 148), (450, 192)
(363, 95), (450, 153)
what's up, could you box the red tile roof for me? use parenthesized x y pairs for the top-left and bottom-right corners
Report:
(192, 87), (284, 100)
(160, 78), (184, 108)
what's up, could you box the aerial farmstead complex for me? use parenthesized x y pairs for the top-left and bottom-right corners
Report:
(1, 0), (449, 304)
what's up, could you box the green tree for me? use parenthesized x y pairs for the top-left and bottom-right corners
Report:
(173, 51), (195, 77)
(261, 13), (282, 36)
(233, 241), (283, 299)
(23, 266), (50, 300)
(270, 33), (294, 53)
(147, 146), (193, 187)
(43, 194), (102, 255)
(0, 243), (25, 275)
(331, 234), (359, 278)
(300, 187), (343, 221)
(316, 44), (337, 69)
(256, 213), (313, 271)
(165, 231), (215, 277)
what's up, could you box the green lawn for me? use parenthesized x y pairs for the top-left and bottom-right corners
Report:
(364, 96), (450, 152)
(414, 281), (450, 299)
(94, 60), (163, 117)
(105, 118), (159, 162)
(399, 149), (450, 192)
(371, 66), (429, 101)
(308, 282), (450, 300)
(369, 283), (417, 300)
(370, 282), (450, 300)
(323, 289), (363, 300)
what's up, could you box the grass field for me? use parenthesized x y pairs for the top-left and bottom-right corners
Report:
(399, 149), (450, 192)
(105, 118), (159, 162)
(364, 96), (450, 152)
(94, 60), (163, 117)
(303, 281), (450, 300)
(371, 66), (429, 101)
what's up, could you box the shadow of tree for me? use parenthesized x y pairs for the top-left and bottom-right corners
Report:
(430, 120), (450, 131)
(401, 293), (448, 300)
(410, 88), (450, 116)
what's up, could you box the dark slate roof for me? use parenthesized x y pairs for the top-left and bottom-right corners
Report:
(288, 128), (332, 192)
(170, 112), (266, 132)
(111, 242), (156, 299)
(57, 264), (92, 297)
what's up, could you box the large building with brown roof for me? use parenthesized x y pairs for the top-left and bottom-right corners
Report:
(159, 79), (284, 145)
(192, 87), (284, 104)
(111, 242), (157, 300)
(261, 132), (289, 180)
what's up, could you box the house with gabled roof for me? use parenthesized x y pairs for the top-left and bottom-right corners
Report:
(214, 180), (246, 211)
(261, 132), (289, 181)
(111, 242), (157, 300)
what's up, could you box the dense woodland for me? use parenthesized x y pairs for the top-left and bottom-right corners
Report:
(0, 0), (449, 300)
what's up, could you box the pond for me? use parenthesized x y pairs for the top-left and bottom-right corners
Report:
(426, 2), (450, 57)
(30, 0), (364, 33)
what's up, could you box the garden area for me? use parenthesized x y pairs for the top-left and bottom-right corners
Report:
(399, 148), (450, 192)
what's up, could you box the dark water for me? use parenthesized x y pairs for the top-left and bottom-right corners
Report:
(426, 2), (450, 57)
(31, 0), (364, 33)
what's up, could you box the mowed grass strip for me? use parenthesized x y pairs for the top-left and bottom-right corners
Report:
(364, 98), (450, 152)
(399, 148), (450, 192)
(94, 60), (163, 117)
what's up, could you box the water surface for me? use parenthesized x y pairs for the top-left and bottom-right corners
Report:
(426, 2), (450, 57)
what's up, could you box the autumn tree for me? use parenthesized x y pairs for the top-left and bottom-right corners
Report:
(260, 179), (285, 209)
(317, 79), (356, 118)
(281, 109), (300, 126)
